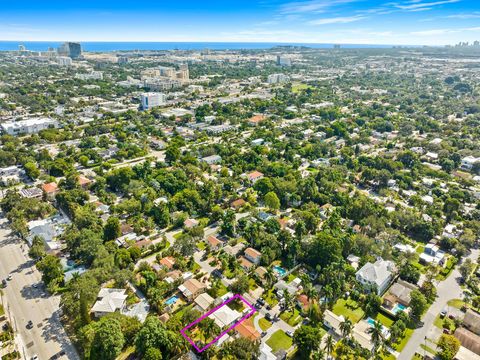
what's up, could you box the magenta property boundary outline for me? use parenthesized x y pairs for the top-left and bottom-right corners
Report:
(180, 294), (256, 353)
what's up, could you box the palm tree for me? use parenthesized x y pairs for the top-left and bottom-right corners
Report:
(200, 318), (218, 343)
(324, 334), (334, 360)
(283, 289), (293, 312)
(264, 267), (276, 289)
(311, 348), (325, 360)
(367, 320), (384, 357)
(339, 318), (353, 340)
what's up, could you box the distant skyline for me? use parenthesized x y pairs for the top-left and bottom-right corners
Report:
(1, 0), (479, 46)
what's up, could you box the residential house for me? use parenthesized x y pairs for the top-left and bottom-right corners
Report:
(455, 328), (480, 356)
(206, 235), (223, 251)
(323, 309), (344, 336)
(42, 182), (59, 200)
(19, 187), (43, 199)
(159, 256), (176, 270)
(184, 218), (199, 229)
(179, 278), (206, 300)
(244, 247), (261, 265)
(236, 320), (260, 341)
(464, 309), (480, 335)
(231, 198), (246, 209)
(248, 114), (266, 126)
(419, 243), (446, 266)
(201, 155), (222, 165)
(461, 156), (480, 171)
(91, 288), (127, 318)
(194, 293), (214, 312)
(355, 258), (396, 295)
(208, 306), (242, 328)
(255, 266), (267, 281)
(239, 256), (255, 271)
(246, 171), (264, 183)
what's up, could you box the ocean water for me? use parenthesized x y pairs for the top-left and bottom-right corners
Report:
(0, 41), (395, 52)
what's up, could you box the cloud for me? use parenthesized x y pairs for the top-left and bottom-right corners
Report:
(411, 26), (480, 36)
(446, 12), (480, 19)
(280, 0), (357, 14)
(392, 0), (460, 11)
(309, 15), (367, 25)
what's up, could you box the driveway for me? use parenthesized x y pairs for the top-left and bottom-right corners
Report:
(398, 249), (480, 360)
(0, 215), (79, 360)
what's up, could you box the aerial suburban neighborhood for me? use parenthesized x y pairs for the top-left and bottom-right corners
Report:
(0, 23), (480, 360)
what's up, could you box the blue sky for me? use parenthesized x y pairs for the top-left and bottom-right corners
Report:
(1, 0), (479, 45)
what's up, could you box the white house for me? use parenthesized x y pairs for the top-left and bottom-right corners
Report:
(91, 288), (127, 318)
(201, 155), (222, 165)
(461, 156), (480, 171)
(356, 258), (396, 295)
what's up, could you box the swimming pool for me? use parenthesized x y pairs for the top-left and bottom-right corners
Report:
(165, 295), (179, 306)
(273, 265), (287, 276)
(392, 303), (407, 314)
(366, 317), (390, 338)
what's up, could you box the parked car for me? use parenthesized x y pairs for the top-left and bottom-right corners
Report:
(440, 308), (447, 318)
(443, 328), (451, 334)
(26, 320), (33, 329)
(7, 275), (12, 281)
(286, 330), (294, 337)
(265, 313), (272, 321)
(261, 331), (267, 338)
(2, 279), (7, 287)
(257, 298), (265, 306)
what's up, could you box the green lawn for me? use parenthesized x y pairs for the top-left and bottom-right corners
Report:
(292, 83), (314, 93)
(280, 308), (303, 327)
(447, 299), (465, 309)
(416, 245), (425, 254)
(393, 328), (414, 352)
(266, 330), (293, 352)
(264, 289), (279, 307)
(420, 343), (436, 355)
(434, 315), (455, 331)
(197, 241), (206, 250)
(374, 312), (394, 327)
(332, 298), (365, 323)
(259, 317), (272, 331)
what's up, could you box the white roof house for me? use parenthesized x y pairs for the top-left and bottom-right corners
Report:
(356, 258), (395, 295)
(208, 306), (241, 329)
(91, 288), (127, 317)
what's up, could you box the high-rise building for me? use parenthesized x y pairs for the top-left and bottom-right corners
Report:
(18, 44), (26, 52)
(57, 57), (73, 66)
(177, 64), (189, 81)
(58, 42), (82, 59)
(141, 92), (167, 110)
(276, 55), (292, 67)
(267, 73), (290, 84)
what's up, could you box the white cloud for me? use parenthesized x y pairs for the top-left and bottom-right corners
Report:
(280, 0), (357, 14)
(309, 15), (367, 25)
(393, 0), (460, 11)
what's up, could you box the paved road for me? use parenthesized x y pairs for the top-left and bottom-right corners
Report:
(0, 216), (79, 360)
(399, 249), (479, 360)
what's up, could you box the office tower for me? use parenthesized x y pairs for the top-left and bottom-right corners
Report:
(141, 92), (167, 110)
(276, 55), (292, 67)
(58, 42), (82, 59)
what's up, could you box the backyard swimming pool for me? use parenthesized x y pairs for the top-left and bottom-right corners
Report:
(273, 265), (287, 276)
(165, 295), (179, 306)
(366, 317), (390, 338)
(392, 303), (407, 314)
